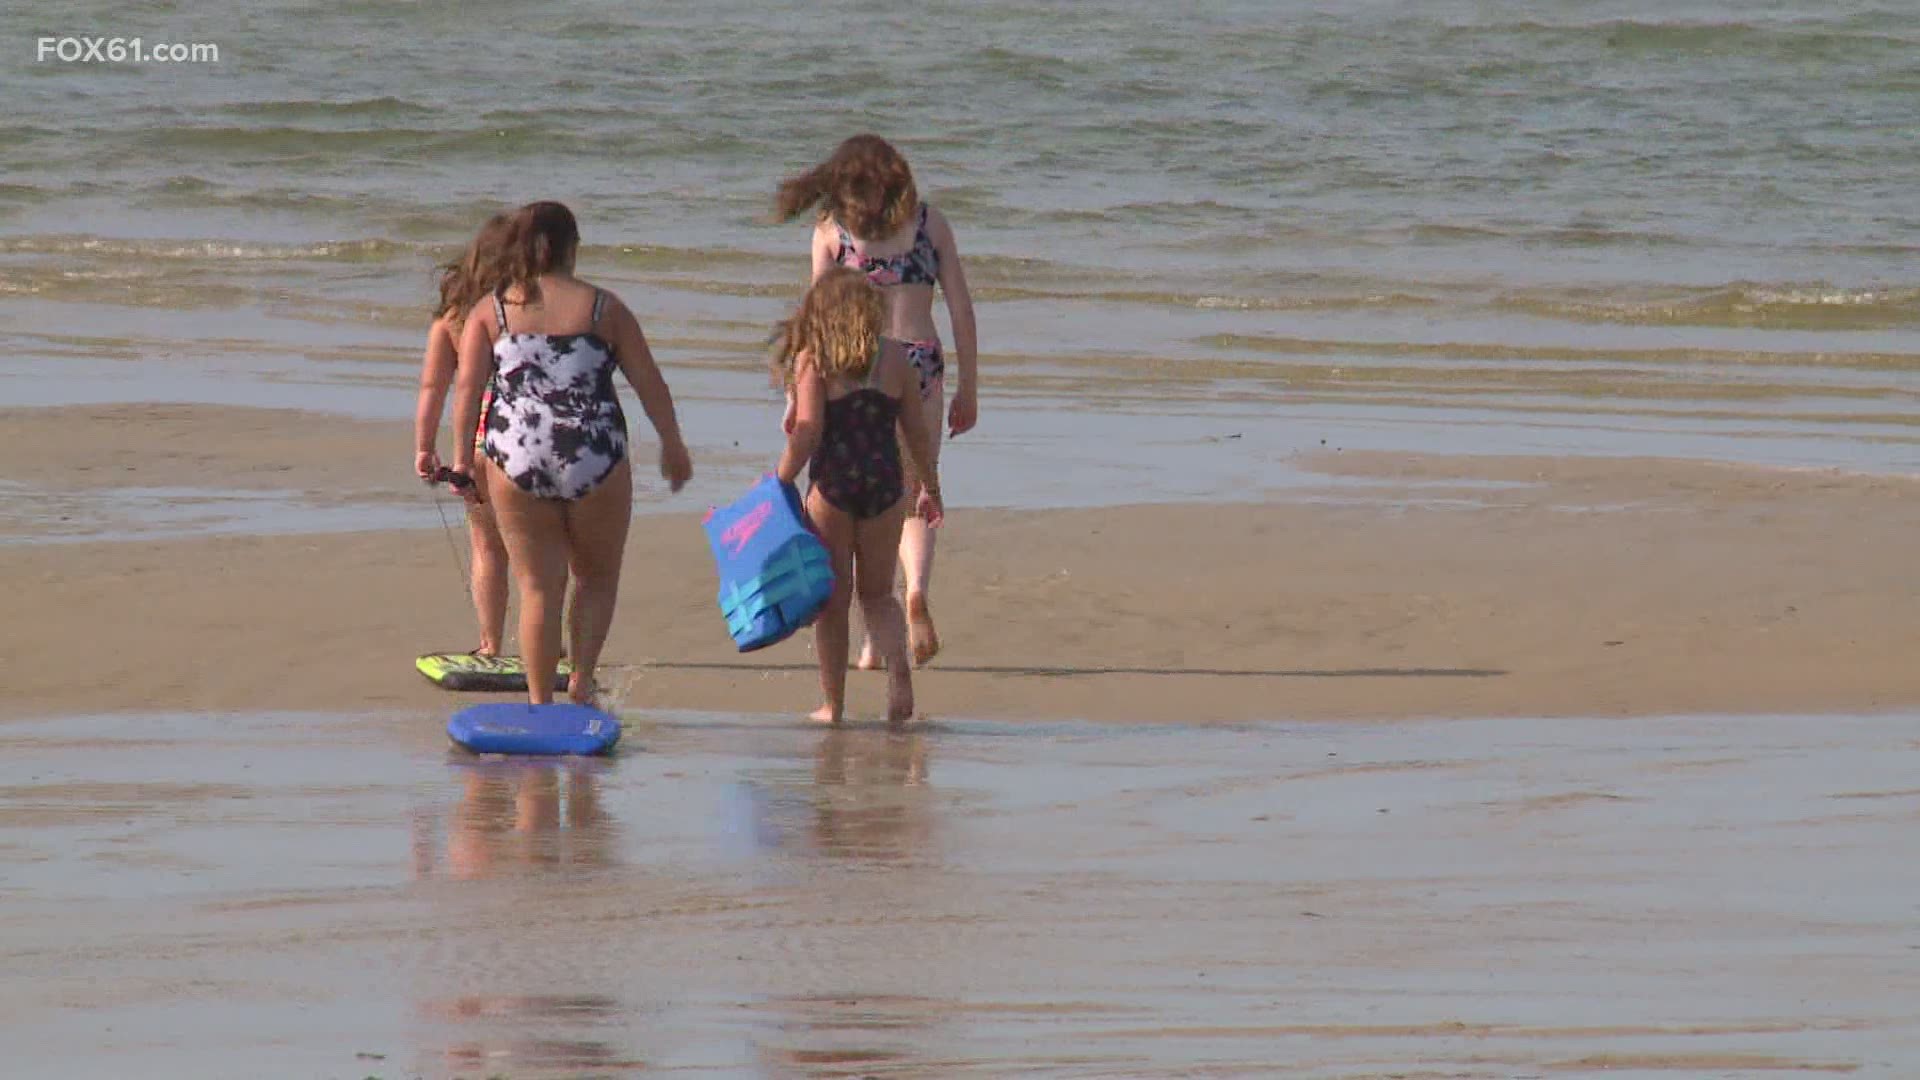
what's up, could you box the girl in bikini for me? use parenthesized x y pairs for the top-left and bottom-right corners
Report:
(446, 201), (694, 707)
(774, 134), (977, 670)
(413, 213), (520, 657)
(773, 267), (944, 725)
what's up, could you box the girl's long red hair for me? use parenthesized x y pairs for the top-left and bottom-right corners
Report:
(773, 134), (918, 241)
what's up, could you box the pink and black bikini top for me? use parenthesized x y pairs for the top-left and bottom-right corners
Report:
(834, 203), (939, 288)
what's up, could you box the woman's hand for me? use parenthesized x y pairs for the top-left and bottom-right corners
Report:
(415, 449), (441, 482)
(948, 387), (978, 437)
(659, 439), (693, 493)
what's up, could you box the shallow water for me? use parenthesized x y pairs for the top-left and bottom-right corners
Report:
(4, 709), (1918, 1077)
(5, 1), (1920, 490)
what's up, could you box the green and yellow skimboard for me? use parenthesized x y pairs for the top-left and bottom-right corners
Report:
(415, 652), (575, 692)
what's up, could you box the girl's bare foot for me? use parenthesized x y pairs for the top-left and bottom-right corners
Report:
(855, 641), (885, 670)
(906, 592), (940, 667)
(885, 673), (915, 727)
(809, 703), (843, 724)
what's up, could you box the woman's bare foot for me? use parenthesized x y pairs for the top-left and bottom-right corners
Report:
(567, 671), (599, 708)
(906, 592), (940, 667)
(855, 640), (885, 670)
(809, 703), (843, 724)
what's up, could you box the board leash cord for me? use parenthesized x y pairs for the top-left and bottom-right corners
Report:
(427, 484), (471, 594)
(424, 480), (526, 657)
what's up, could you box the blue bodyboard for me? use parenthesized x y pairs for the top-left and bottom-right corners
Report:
(703, 475), (835, 652)
(447, 702), (622, 756)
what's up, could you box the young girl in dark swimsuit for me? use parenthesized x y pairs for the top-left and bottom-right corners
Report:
(775, 135), (977, 671)
(774, 268), (944, 725)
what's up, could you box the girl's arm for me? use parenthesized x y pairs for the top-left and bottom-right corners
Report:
(604, 293), (693, 492)
(927, 205), (978, 437)
(810, 219), (838, 282)
(776, 353), (825, 486)
(785, 222), (835, 433)
(449, 304), (496, 489)
(412, 317), (458, 478)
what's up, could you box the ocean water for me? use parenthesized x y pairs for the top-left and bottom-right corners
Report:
(4, 0), (1919, 470)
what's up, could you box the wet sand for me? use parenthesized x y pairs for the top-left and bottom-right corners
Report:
(4, 415), (1920, 722)
(7, 399), (1920, 1077)
(4, 709), (1917, 1078)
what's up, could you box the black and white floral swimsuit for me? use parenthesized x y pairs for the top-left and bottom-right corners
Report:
(482, 289), (627, 500)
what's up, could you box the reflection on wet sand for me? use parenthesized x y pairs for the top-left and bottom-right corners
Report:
(415, 759), (619, 880)
(809, 729), (933, 863)
(415, 759), (633, 1076)
(8, 712), (1920, 1076)
(744, 732), (954, 1076)
(753, 992), (944, 1079)
(730, 727), (938, 866)
(425, 993), (645, 1076)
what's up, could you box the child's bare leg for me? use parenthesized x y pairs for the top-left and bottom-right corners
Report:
(466, 460), (510, 656)
(900, 379), (945, 666)
(806, 489), (856, 723)
(854, 608), (885, 671)
(855, 498), (914, 723)
(860, 379), (945, 669)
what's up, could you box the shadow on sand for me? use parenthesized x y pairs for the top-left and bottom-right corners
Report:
(644, 661), (1506, 680)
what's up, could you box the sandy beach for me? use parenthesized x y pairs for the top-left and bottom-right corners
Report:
(9, 4), (1920, 1070)
(5, 405), (1919, 725)
(9, 420), (1920, 1080)
(8, 397), (1920, 1076)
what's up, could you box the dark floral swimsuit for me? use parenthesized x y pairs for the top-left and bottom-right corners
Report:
(809, 345), (905, 520)
(834, 204), (945, 398)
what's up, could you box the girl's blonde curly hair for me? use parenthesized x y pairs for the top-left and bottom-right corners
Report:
(770, 267), (885, 386)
